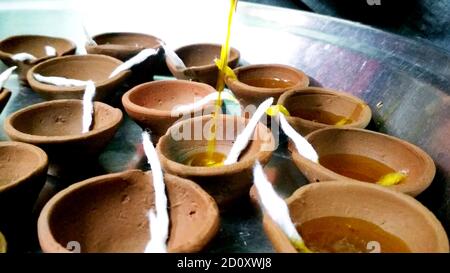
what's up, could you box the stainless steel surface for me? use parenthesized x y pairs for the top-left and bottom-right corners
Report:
(0, 0), (449, 252)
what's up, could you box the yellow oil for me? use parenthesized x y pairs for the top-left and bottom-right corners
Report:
(183, 151), (226, 167)
(297, 216), (411, 253)
(241, 77), (295, 89)
(291, 108), (352, 125)
(207, 0), (238, 161)
(319, 154), (396, 183)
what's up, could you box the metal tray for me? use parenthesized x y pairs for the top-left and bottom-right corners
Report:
(0, 1), (449, 253)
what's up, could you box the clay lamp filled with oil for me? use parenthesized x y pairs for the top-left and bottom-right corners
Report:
(37, 168), (219, 253)
(224, 64), (309, 109)
(165, 43), (240, 87)
(26, 54), (130, 101)
(85, 32), (164, 84)
(263, 181), (449, 253)
(277, 87), (372, 135)
(291, 127), (436, 197)
(0, 35), (76, 83)
(0, 141), (48, 252)
(156, 113), (275, 209)
(4, 98), (122, 179)
(122, 80), (217, 140)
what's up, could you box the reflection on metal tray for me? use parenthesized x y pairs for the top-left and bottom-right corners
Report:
(0, 1), (449, 253)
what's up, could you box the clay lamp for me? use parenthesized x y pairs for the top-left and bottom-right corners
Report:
(291, 127), (436, 197)
(122, 80), (216, 140)
(0, 35), (76, 83)
(0, 66), (16, 113)
(0, 141), (48, 251)
(85, 32), (163, 84)
(26, 54), (130, 101)
(263, 181), (449, 253)
(37, 169), (219, 253)
(224, 64), (309, 109)
(156, 114), (275, 209)
(165, 43), (240, 87)
(3, 99), (122, 178)
(277, 87), (372, 135)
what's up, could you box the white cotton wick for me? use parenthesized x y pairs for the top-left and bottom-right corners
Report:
(172, 91), (239, 115)
(0, 66), (17, 89)
(162, 44), (187, 71)
(224, 97), (274, 165)
(279, 113), (319, 163)
(253, 161), (304, 242)
(45, 45), (56, 56)
(33, 73), (90, 87)
(109, 48), (159, 78)
(11, 45), (56, 62)
(82, 81), (95, 133)
(142, 131), (169, 253)
(83, 24), (97, 46)
(11, 52), (36, 62)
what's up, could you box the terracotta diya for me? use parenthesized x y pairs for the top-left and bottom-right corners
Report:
(165, 43), (240, 87)
(0, 141), (48, 251)
(122, 80), (216, 139)
(0, 141), (48, 213)
(263, 181), (449, 253)
(291, 127), (436, 197)
(224, 64), (309, 109)
(0, 88), (11, 113)
(37, 169), (219, 253)
(86, 32), (163, 84)
(4, 99), (122, 177)
(26, 54), (130, 101)
(0, 35), (76, 83)
(156, 114), (275, 208)
(277, 87), (372, 135)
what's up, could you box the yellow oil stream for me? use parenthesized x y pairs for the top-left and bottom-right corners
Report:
(206, 0), (239, 165)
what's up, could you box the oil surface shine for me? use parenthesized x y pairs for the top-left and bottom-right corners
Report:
(241, 77), (295, 89)
(319, 154), (395, 183)
(291, 108), (352, 125)
(183, 151), (226, 167)
(297, 216), (411, 253)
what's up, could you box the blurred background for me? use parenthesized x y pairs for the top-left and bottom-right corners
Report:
(244, 0), (450, 52)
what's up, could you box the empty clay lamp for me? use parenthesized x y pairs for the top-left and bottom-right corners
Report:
(0, 35), (76, 83)
(224, 64), (309, 109)
(263, 181), (449, 253)
(26, 54), (130, 101)
(291, 127), (436, 197)
(156, 114), (275, 208)
(4, 99), (122, 177)
(0, 141), (48, 213)
(122, 80), (216, 139)
(277, 87), (372, 135)
(37, 169), (219, 253)
(86, 32), (163, 83)
(0, 141), (48, 251)
(165, 43), (240, 87)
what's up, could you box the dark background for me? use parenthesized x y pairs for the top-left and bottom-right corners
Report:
(243, 0), (450, 53)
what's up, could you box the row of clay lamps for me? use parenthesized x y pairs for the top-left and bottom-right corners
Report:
(0, 32), (448, 252)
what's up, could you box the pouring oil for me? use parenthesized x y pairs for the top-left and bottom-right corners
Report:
(203, 0), (238, 167)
